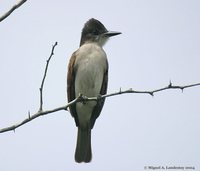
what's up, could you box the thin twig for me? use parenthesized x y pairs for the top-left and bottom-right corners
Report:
(39, 42), (58, 112)
(0, 82), (200, 133)
(0, 96), (81, 133)
(88, 82), (200, 100)
(0, 0), (27, 22)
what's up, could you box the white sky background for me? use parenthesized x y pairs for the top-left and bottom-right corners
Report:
(0, 0), (200, 170)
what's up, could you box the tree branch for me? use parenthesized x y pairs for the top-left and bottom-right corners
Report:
(0, 82), (200, 133)
(39, 42), (58, 112)
(0, 97), (79, 133)
(0, 0), (27, 22)
(100, 82), (200, 98)
(0, 41), (200, 134)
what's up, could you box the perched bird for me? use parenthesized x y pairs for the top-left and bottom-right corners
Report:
(67, 18), (121, 163)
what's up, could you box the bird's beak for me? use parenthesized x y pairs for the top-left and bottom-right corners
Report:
(103, 31), (122, 37)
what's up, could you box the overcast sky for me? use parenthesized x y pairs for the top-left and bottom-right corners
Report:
(0, 0), (200, 171)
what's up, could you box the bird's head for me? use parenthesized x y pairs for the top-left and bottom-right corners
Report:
(80, 18), (121, 46)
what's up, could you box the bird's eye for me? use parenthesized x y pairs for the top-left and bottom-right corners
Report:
(92, 29), (99, 35)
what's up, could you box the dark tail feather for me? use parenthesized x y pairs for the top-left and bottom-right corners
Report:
(75, 127), (92, 163)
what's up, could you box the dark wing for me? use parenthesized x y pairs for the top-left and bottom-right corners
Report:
(90, 63), (108, 129)
(67, 52), (79, 126)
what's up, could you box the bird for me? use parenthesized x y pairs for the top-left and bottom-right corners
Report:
(67, 18), (121, 163)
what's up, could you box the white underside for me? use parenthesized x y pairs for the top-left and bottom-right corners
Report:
(74, 42), (107, 128)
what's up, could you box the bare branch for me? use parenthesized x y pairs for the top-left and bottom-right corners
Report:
(0, 82), (200, 133)
(0, 94), (87, 133)
(0, 39), (200, 133)
(39, 42), (58, 112)
(101, 82), (200, 99)
(0, 0), (27, 22)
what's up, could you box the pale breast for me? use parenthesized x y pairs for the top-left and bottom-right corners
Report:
(74, 43), (108, 128)
(74, 43), (108, 98)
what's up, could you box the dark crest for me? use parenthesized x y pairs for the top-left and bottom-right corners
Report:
(80, 18), (108, 46)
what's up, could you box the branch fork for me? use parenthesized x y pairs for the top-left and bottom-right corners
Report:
(0, 42), (200, 133)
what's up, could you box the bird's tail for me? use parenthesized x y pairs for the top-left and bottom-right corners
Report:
(75, 127), (92, 163)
